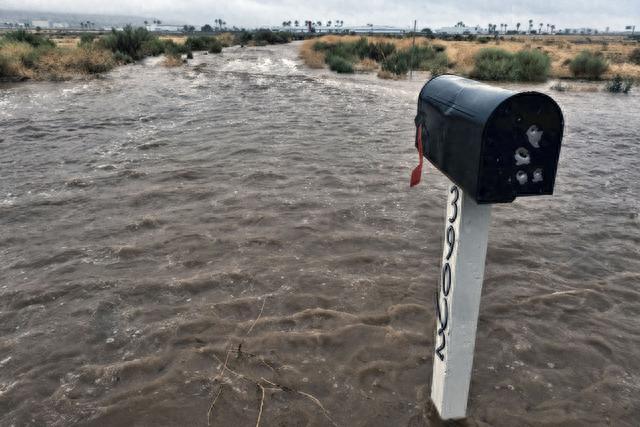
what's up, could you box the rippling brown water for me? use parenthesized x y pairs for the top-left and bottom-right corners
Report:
(1, 42), (639, 426)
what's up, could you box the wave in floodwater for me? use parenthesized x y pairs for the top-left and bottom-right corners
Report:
(1, 42), (639, 426)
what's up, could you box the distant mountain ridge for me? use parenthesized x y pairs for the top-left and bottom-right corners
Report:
(0, 8), (177, 27)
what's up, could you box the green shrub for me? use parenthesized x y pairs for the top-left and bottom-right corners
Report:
(367, 42), (396, 61)
(382, 51), (410, 75)
(19, 46), (47, 68)
(253, 30), (291, 45)
(184, 36), (222, 53)
(99, 26), (154, 60)
(184, 36), (208, 51)
(237, 31), (253, 45)
(207, 38), (222, 53)
(3, 30), (55, 48)
(113, 51), (134, 64)
(604, 75), (633, 93)
(353, 37), (369, 58)
(0, 54), (12, 78)
(78, 33), (96, 47)
(471, 48), (514, 80)
(629, 48), (640, 65)
(471, 48), (550, 81)
(141, 38), (166, 56)
(569, 50), (608, 79)
(511, 50), (551, 82)
(326, 54), (354, 73)
(407, 45), (448, 72)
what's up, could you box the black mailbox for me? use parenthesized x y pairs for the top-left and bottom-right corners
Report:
(416, 75), (564, 203)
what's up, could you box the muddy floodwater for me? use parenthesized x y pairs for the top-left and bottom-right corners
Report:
(1, 42), (639, 426)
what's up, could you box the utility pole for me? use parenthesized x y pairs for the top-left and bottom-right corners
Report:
(410, 20), (417, 80)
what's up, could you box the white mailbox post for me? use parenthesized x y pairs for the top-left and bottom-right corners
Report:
(431, 183), (491, 419)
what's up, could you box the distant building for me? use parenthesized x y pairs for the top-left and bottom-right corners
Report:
(146, 24), (182, 32)
(348, 26), (407, 34)
(31, 19), (50, 28)
(436, 25), (482, 35)
(52, 22), (70, 29)
(274, 24), (408, 35)
(563, 27), (598, 35)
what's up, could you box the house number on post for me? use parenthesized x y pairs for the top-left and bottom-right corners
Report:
(434, 185), (459, 361)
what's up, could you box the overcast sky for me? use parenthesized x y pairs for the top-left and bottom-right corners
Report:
(3, 0), (639, 30)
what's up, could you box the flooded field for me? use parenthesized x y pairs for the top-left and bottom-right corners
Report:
(1, 42), (639, 426)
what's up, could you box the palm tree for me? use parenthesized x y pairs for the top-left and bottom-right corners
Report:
(551, 24), (555, 34)
(528, 19), (533, 34)
(539, 23), (543, 34)
(294, 20), (299, 27)
(516, 22), (521, 33)
(327, 20), (332, 28)
(316, 21), (322, 27)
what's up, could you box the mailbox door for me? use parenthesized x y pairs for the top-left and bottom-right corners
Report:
(479, 93), (564, 202)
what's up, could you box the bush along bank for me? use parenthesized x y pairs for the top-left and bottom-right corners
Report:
(470, 48), (551, 82)
(0, 28), (295, 81)
(604, 75), (634, 93)
(309, 36), (449, 78)
(301, 35), (640, 83)
(569, 50), (609, 80)
(0, 27), (192, 80)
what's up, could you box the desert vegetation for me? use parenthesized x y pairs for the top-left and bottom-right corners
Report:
(302, 36), (448, 78)
(300, 34), (640, 85)
(0, 30), (118, 80)
(604, 75), (634, 93)
(470, 48), (550, 81)
(569, 50), (609, 79)
(0, 28), (293, 81)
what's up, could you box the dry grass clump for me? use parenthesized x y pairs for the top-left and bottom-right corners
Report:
(298, 42), (325, 68)
(0, 40), (116, 81)
(216, 32), (236, 47)
(377, 69), (402, 80)
(162, 54), (184, 67)
(0, 41), (35, 79)
(354, 58), (378, 72)
(38, 47), (116, 77)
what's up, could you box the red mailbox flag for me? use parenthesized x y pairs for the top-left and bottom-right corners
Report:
(410, 125), (424, 187)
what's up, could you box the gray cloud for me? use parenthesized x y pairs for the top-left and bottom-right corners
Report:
(3, 0), (639, 30)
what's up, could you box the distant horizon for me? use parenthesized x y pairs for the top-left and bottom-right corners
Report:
(1, 0), (638, 32)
